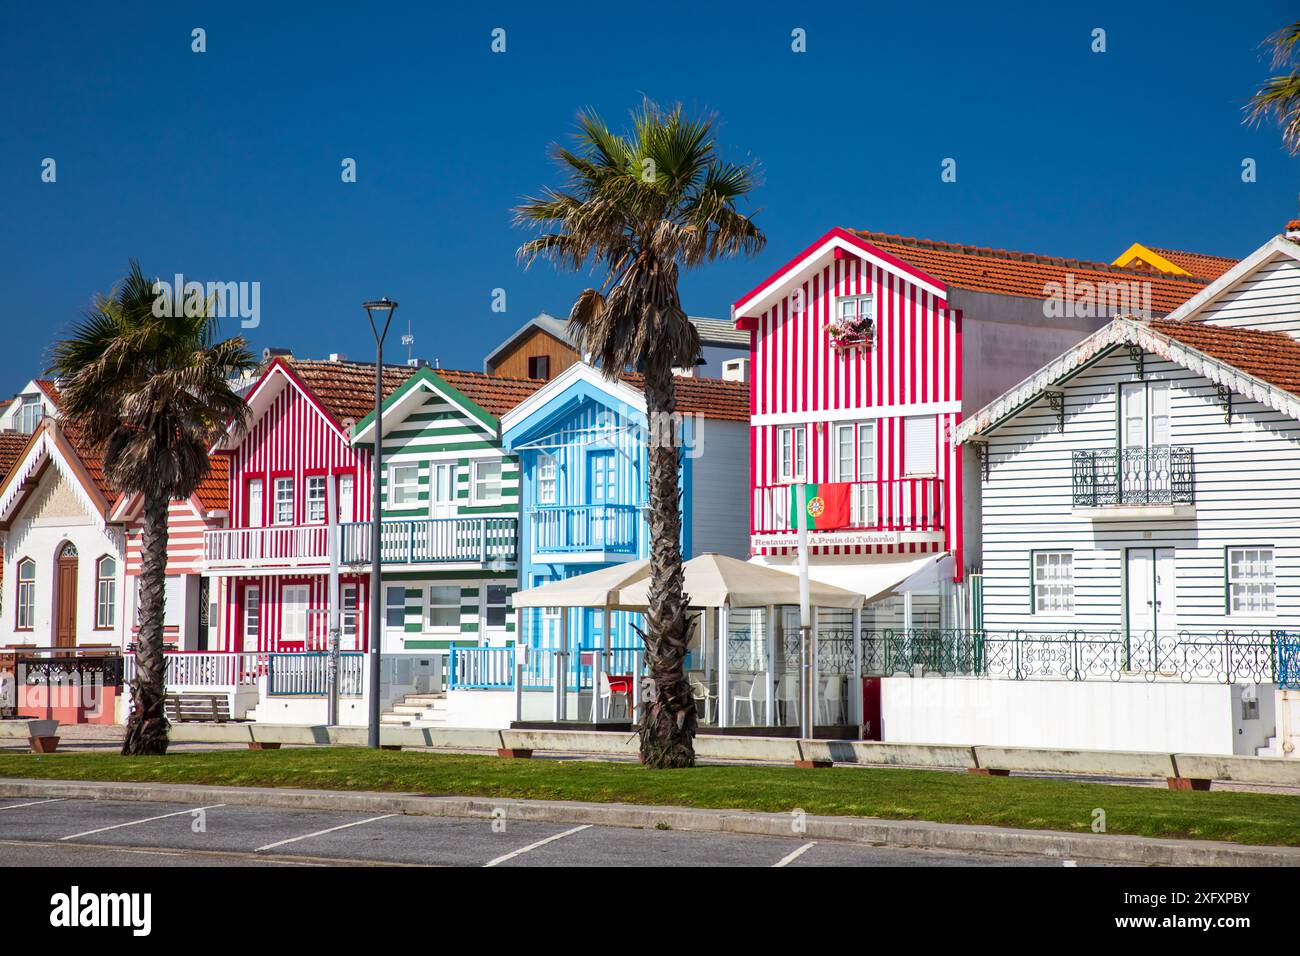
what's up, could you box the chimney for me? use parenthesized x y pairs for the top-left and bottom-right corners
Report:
(722, 357), (749, 383)
(1287, 194), (1300, 239)
(328, 352), (347, 363)
(262, 347), (294, 363)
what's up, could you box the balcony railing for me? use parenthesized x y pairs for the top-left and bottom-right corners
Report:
(751, 478), (943, 536)
(340, 517), (516, 565)
(1072, 446), (1193, 507)
(529, 504), (639, 555)
(203, 517), (517, 569)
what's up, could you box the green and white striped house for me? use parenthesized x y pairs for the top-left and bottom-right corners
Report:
(351, 367), (544, 654)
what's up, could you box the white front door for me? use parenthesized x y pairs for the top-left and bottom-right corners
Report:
(247, 479), (264, 528)
(281, 584), (310, 649)
(1126, 547), (1175, 644)
(430, 463), (456, 519)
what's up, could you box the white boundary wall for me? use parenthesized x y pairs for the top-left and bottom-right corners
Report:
(882, 677), (1237, 754)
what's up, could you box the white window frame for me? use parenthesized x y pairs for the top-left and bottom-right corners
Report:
(95, 556), (117, 629)
(15, 395), (42, 434)
(388, 464), (421, 509)
(1227, 547), (1275, 615)
(837, 294), (875, 333)
(306, 475), (327, 524)
(273, 477), (295, 525)
(472, 459), (505, 505)
(16, 558), (35, 630)
(424, 585), (461, 632)
(777, 425), (807, 484)
(243, 586), (261, 641)
(1032, 551), (1075, 614)
(340, 584), (359, 649)
(902, 416), (938, 477)
(385, 585), (408, 630)
(536, 453), (558, 505)
(484, 584), (514, 630)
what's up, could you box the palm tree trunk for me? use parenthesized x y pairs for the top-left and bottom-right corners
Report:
(637, 364), (696, 768)
(122, 494), (170, 756)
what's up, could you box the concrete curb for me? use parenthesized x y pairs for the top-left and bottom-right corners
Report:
(0, 777), (1294, 867)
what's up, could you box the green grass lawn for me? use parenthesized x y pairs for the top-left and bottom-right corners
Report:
(0, 747), (1296, 846)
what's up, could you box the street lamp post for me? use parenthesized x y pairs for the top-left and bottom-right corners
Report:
(363, 297), (398, 749)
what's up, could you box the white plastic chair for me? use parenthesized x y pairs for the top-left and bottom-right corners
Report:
(819, 675), (846, 725)
(732, 675), (768, 726)
(599, 671), (630, 719)
(690, 679), (717, 723)
(776, 673), (799, 724)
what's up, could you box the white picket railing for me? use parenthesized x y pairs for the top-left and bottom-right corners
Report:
(125, 652), (267, 688)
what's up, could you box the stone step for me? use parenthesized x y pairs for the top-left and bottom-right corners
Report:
(402, 694), (446, 705)
(380, 714), (411, 725)
(392, 704), (429, 715)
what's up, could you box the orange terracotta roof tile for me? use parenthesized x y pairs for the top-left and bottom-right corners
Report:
(0, 432), (32, 482)
(435, 369), (545, 418)
(286, 359), (410, 424)
(1149, 320), (1300, 397)
(619, 373), (750, 421)
(35, 379), (61, 406)
(195, 455), (229, 511)
(1146, 247), (1238, 281)
(850, 230), (1210, 315)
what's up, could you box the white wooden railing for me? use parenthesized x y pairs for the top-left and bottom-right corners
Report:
(124, 651), (267, 688)
(203, 525), (331, 568)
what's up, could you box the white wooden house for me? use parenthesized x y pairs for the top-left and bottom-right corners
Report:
(949, 223), (1300, 756)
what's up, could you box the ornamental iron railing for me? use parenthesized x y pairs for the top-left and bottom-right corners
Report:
(863, 628), (1281, 684)
(1071, 445), (1193, 507)
(1276, 632), (1300, 690)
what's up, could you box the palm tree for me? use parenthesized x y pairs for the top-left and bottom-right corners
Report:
(49, 262), (254, 756)
(1245, 20), (1300, 154)
(516, 103), (763, 768)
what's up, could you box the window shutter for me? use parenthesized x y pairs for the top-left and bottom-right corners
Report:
(903, 417), (937, 475)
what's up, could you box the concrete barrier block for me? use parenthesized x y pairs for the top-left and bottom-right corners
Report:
(975, 745), (1176, 778)
(1173, 753), (1300, 787)
(802, 740), (977, 770)
(423, 728), (505, 751)
(500, 729), (638, 756)
(249, 724), (332, 746)
(327, 726), (367, 747)
(170, 723), (254, 744)
(377, 726), (433, 749)
(694, 735), (803, 762)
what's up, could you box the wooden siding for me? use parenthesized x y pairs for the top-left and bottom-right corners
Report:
(124, 500), (217, 577)
(748, 251), (962, 562)
(1195, 254), (1300, 337)
(981, 347), (1300, 632)
(489, 328), (578, 380)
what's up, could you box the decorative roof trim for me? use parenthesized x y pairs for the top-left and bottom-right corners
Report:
(954, 316), (1300, 443)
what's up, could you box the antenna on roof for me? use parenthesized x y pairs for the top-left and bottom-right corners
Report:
(401, 317), (416, 367)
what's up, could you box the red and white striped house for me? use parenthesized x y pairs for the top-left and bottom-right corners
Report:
(204, 357), (407, 655)
(732, 227), (1212, 629)
(110, 458), (229, 650)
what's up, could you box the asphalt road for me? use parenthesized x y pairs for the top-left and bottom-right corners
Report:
(0, 796), (1078, 867)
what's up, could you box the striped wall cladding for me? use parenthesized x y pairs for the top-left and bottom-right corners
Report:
(227, 377), (374, 527)
(747, 250), (963, 561)
(377, 389), (519, 519)
(980, 347), (1300, 632)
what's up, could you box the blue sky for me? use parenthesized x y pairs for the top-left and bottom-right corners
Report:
(1, 1), (1296, 387)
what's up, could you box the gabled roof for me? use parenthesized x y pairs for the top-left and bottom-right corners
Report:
(352, 366), (544, 443)
(211, 357), (408, 453)
(484, 312), (745, 370)
(732, 227), (1209, 323)
(0, 422), (117, 530)
(502, 361), (749, 439)
(955, 316), (1300, 443)
(1112, 242), (1238, 281)
(108, 455), (229, 523)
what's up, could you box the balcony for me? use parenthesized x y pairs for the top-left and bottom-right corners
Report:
(750, 478), (944, 548)
(340, 517), (517, 566)
(1071, 446), (1194, 517)
(529, 504), (639, 559)
(203, 517), (517, 570)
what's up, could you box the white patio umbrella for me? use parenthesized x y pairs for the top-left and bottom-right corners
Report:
(615, 552), (864, 610)
(511, 560), (649, 608)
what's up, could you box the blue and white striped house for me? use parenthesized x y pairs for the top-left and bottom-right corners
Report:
(501, 361), (751, 669)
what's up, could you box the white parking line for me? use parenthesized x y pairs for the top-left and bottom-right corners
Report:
(773, 841), (817, 867)
(484, 825), (592, 867)
(60, 804), (226, 841)
(255, 814), (397, 852)
(0, 798), (65, 811)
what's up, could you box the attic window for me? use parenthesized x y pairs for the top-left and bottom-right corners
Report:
(528, 355), (551, 380)
(15, 395), (42, 434)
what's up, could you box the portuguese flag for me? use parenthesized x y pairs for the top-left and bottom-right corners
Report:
(789, 482), (851, 530)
